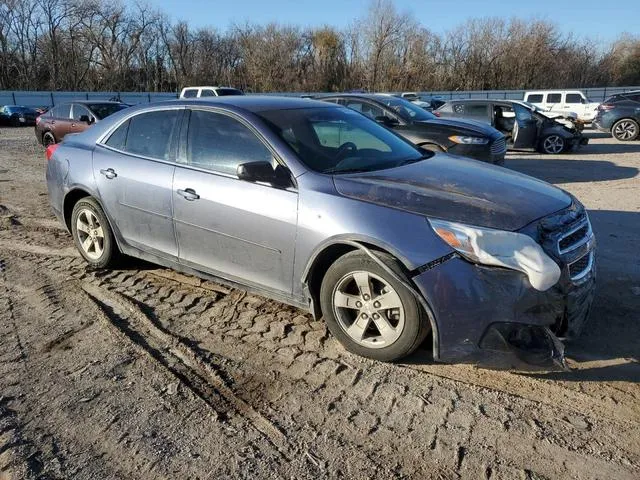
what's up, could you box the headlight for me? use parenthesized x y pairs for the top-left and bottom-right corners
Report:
(428, 219), (560, 291)
(448, 135), (489, 145)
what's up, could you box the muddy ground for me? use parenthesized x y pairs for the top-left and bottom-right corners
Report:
(0, 126), (638, 479)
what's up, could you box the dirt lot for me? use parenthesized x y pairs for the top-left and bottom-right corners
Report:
(0, 126), (638, 479)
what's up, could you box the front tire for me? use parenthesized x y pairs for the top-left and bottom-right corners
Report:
(611, 119), (639, 141)
(539, 134), (566, 154)
(320, 250), (429, 362)
(71, 197), (119, 268)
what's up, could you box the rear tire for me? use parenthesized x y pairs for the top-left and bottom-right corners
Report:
(320, 250), (430, 362)
(71, 197), (119, 268)
(42, 132), (56, 147)
(611, 119), (639, 141)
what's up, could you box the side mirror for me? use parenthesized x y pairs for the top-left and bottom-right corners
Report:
(79, 115), (94, 124)
(375, 115), (399, 127)
(237, 161), (291, 187)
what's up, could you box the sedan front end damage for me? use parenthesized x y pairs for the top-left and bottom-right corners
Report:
(412, 202), (596, 370)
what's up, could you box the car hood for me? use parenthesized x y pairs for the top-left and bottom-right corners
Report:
(417, 118), (500, 137)
(333, 154), (572, 231)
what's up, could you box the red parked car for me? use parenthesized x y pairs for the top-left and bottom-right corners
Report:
(35, 101), (128, 146)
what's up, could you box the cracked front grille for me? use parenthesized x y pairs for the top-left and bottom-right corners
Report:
(569, 251), (593, 281)
(557, 217), (592, 255)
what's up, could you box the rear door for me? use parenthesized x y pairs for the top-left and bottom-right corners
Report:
(172, 108), (298, 294)
(93, 108), (183, 260)
(49, 104), (73, 140)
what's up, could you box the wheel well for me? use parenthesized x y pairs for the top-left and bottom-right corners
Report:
(63, 189), (91, 230)
(305, 241), (395, 319)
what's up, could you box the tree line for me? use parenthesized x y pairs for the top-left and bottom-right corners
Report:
(1, 0), (639, 93)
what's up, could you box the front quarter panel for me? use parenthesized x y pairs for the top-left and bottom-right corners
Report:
(294, 173), (453, 298)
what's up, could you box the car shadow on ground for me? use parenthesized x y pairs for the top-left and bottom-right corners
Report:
(506, 157), (638, 183)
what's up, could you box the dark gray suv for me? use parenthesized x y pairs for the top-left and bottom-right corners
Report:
(46, 97), (596, 368)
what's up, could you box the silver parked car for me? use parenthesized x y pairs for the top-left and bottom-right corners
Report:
(46, 97), (596, 367)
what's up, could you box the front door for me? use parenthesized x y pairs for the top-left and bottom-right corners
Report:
(173, 109), (298, 294)
(512, 103), (539, 149)
(93, 108), (183, 259)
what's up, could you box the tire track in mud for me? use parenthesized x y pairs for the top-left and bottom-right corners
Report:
(2, 237), (640, 477)
(80, 282), (293, 460)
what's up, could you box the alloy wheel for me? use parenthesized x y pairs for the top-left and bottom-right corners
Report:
(613, 120), (638, 141)
(332, 270), (405, 349)
(75, 209), (105, 260)
(542, 135), (565, 154)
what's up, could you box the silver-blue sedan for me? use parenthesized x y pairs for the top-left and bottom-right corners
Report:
(46, 97), (595, 367)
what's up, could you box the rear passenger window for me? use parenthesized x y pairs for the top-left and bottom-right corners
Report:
(526, 94), (543, 103)
(200, 89), (216, 97)
(566, 94), (583, 104)
(105, 120), (130, 150)
(547, 93), (561, 103)
(464, 104), (488, 120)
(186, 110), (272, 176)
(121, 110), (181, 160)
(182, 89), (198, 98)
(52, 104), (71, 119)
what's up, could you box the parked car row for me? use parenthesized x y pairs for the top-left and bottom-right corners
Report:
(0, 105), (39, 126)
(434, 99), (587, 154)
(46, 96), (596, 368)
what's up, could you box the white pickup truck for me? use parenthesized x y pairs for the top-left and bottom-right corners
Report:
(523, 90), (600, 122)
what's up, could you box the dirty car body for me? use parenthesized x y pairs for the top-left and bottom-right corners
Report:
(46, 97), (596, 368)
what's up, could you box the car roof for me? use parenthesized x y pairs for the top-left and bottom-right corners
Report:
(53, 100), (125, 106)
(157, 95), (335, 113)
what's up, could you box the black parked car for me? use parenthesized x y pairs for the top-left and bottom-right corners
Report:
(318, 94), (507, 165)
(0, 105), (39, 126)
(593, 90), (640, 141)
(435, 100), (587, 154)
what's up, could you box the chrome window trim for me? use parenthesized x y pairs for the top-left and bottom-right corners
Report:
(95, 105), (187, 145)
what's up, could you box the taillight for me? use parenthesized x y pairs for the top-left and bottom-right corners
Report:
(433, 111), (441, 117)
(36, 115), (41, 125)
(45, 143), (59, 161)
(598, 104), (615, 111)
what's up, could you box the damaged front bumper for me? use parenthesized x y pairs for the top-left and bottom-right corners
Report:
(413, 205), (596, 371)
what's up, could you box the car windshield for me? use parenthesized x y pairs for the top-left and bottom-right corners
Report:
(85, 103), (128, 119)
(257, 106), (429, 174)
(374, 96), (436, 121)
(216, 88), (244, 96)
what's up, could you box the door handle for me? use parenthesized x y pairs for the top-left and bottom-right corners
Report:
(100, 168), (117, 179)
(177, 188), (200, 201)
(71, 123), (76, 127)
